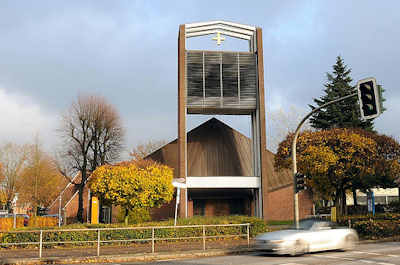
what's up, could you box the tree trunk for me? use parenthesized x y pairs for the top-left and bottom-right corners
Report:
(77, 183), (84, 223)
(335, 190), (344, 217)
(124, 208), (129, 226)
(342, 191), (347, 216)
(352, 188), (358, 206)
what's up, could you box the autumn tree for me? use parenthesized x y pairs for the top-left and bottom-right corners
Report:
(59, 95), (124, 222)
(0, 143), (29, 210)
(351, 130), (400, 203)
(275, 128), (400, 215)
(16, 139), (66, 213)
(90, 160), (174, 225)
(129, 139), (167, 161)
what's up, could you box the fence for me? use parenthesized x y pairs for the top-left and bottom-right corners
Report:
(0, 223), (250, 258)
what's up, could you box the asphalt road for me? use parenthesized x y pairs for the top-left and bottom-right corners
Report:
(90, 241), (400, 265)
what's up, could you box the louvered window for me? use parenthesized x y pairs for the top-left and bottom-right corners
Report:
(186, 51), (257, 114)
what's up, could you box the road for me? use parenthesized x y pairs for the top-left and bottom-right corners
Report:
(86, 241), (400, 265)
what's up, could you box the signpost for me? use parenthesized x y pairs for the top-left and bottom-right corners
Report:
(172, 179), (186, 226)
(367, 191), (375, 216)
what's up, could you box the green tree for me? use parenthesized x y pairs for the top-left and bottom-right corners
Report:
(275, 128), (400, 216)
(89, 160), (174, 225)
(309, 56), (374, 131)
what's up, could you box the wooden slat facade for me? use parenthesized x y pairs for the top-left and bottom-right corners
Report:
(147, 118), (292, 189)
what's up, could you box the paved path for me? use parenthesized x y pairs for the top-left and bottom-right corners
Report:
(91, 242), (400, 265)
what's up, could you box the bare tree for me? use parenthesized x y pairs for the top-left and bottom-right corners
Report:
(267, 105), (312, 153)
(59, 95), (124, 222)
(129, 139), (167, 161)
(0, 143), (29, 210)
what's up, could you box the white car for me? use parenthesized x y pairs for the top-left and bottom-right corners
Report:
(254, 219), (358, 256)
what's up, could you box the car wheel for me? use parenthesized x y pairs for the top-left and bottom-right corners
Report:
(342, 234), (357, 251)
(291, 240), (307, 256)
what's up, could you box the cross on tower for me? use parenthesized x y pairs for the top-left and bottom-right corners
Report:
(212, 32), (225, 45)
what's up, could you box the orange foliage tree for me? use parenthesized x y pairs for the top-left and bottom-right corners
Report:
(275, 128), (400, 215)
(17, 140), (66, 211)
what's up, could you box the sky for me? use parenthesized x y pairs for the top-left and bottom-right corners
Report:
(0, 0), (399, 158)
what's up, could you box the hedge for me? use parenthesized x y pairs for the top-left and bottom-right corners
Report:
(28, 216), (58, 228)
(0, 217), (24, 230)
(338, 213), (400, 240)
(0, 216), (269, 248)
(352, 219), (400, 240)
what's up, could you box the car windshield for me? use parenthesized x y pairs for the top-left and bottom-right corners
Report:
(291, 219), (318, 230)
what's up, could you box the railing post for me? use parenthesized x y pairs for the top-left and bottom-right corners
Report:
(152, 227), (155, 253)
(97, 229), (100, 256)
(202, 225), (206, 251)
(39, 230), (43, 258)
(247, 224), (250, 248)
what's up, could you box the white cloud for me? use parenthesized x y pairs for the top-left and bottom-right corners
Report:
(0, 87), (58, 148)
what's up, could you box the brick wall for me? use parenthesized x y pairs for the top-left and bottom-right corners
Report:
(266, 185), (313, 221)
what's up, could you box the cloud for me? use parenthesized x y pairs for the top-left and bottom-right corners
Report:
(0, 87), (58, 148)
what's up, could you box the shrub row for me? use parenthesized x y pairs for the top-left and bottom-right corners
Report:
(337, 213), (400, 225)
(0, 216), (58, 231)
(352, 219), (400, 240)
(28, 217), (58, 228)
(0, 216), (268, 248)
(0, 218), (24, 230)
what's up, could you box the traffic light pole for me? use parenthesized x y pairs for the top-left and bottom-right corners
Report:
(292, 92), (357, 228)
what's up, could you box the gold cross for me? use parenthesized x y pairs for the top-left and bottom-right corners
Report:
(212, 32), (225, 45)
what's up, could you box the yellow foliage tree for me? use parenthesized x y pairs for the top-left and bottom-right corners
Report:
(275, 128), (379, 215)
(90, 160), (174, 225)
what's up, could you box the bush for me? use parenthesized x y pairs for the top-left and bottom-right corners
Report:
(352, 219), (400, 240)
(387, 200), (400, 212)
(338, 213), (400, 225)
(0, 215), (268, 247)
(0, 217), (24, 231)
(116, 208), (151, 224)
(28, 216), (58, 228)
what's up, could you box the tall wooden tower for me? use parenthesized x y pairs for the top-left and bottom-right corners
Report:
(177, 21), (268, 219)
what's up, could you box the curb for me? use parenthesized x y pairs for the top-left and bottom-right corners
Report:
(2, 238), (400, 265)
(1, 248), (251, 265)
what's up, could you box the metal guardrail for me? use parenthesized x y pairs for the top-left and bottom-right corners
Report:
(0, 223), (250, 258)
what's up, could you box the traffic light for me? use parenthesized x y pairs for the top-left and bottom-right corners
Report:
(295, 173), (306, 193)
(357, 77), (381, 120)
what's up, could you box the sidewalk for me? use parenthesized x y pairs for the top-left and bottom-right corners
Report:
(1, 248), (249, 265)
(0, 239), (249, 265)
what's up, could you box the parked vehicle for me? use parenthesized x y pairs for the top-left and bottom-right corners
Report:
(254, 219), (358, 256)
